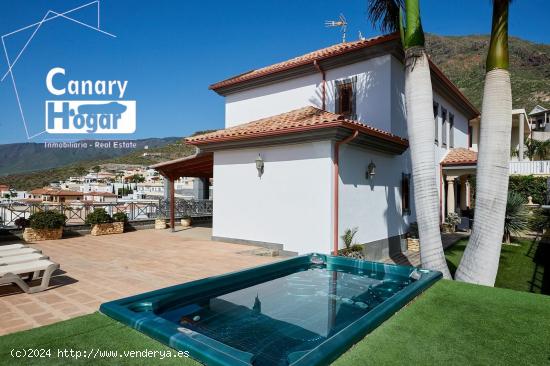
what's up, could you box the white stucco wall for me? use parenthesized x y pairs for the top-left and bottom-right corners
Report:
(212, 141), (333, 254)
(338, 145), (413, 248)
(224, 74), (320, 128)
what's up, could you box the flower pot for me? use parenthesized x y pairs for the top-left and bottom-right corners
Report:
(155, 218), (167, 230)
(407, 238), (420, 252)
(180, 218), (192, 228)
(441, 224), (455, 234)
(90, 222), (124, 236)
(23, 227), (63, 242)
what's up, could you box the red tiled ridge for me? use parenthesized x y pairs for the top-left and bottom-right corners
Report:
(441, 148), (477, 165)
(186, 106), (408, 146)
(29, 188), (83, 196)
(209, 33), (399, 90)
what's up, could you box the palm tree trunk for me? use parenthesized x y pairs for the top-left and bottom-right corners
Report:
(405, 50), (451, 279)
(455, 0), (512, 286)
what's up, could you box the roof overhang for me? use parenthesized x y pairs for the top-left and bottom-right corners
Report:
(188, 125), (408, 155)
(150, 152), (213, 179)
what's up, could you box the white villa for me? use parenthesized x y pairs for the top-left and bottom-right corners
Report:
(153, 33), (531, 258)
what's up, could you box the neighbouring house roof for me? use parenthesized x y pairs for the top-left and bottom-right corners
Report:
(186, 106), (408, 149)
(0, 185), (9, 191)
(441, 148), (477, 166)
(84, 192), (117, 197)
(529, 105), (548, 116)
(209, 33), (479, 119)
(29, 188), (83, 196)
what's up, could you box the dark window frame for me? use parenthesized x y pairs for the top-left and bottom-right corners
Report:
(449, 113), (455, 148)
(401, 173), (411, 215)
(335, 77), (357, 119)
(433, 101), (439, 145)
(441, 108), (448, 147)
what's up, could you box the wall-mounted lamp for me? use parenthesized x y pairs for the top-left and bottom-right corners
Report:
(366, 160), (376, 180)
(255, 154), (264, 177)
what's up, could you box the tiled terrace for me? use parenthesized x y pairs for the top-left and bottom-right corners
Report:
(0, 227), (279, 335)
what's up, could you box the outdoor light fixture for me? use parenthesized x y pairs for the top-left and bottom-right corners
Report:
(255, 154), (264, 177)
(366, 160), (376, 180)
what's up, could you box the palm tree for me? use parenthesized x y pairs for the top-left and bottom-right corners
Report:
(367, 0), (451, 278)
(503, 191), (529, 244)
(455, 0), (513, 285)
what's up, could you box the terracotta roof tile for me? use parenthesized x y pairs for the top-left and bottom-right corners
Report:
(186, 106), (407, 146)
(441, 148), (477, 165)
(210, 34), (399, 90)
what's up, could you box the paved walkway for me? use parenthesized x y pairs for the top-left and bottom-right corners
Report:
(384, 232), (469, 267)
(0, 227), (278, 335)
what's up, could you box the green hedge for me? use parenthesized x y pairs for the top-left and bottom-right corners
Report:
(29, 211), (67, 230)
(508, 175), (548, 204)
(85, 208), (113, 225)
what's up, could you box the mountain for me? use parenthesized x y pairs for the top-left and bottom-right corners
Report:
(426, 34), (550, 112)
(0, 137), (181, 176)
(0, 139), (197, 191)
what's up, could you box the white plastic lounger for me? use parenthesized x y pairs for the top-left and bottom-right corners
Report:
(0, 248), (41, 257)
(0, 259), (59, 294)
(0, 253), (49, 266)
(0, 244), (27, 251)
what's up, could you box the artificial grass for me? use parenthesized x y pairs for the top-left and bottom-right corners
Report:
(334, 280), (550, 365)
(445, 238), (549, 294)
(1, 281), (549, 365)
(0, 313), (200, 366)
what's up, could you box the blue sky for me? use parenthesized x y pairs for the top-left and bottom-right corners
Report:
(0, 0), (548, 144)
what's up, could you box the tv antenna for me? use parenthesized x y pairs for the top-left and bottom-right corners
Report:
(325, 14), (348, 43)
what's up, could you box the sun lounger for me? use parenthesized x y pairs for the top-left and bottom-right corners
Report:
(0, 253), (49, 266)
(0, 259), (60, 294)
(0, 248), (41, 258)
(0, 244), (27, 251)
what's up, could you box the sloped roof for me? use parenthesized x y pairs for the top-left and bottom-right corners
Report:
(210, 34), (397, 90)
(441, 148), (477, 166)
(185, 106), (408, 147)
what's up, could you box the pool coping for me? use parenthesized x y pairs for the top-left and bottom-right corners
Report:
(100, 254), (442, 366)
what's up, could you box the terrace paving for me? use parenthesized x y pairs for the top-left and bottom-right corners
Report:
(0, 227), (278, 335)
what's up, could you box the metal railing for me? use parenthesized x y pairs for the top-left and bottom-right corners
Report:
(0, 199), (213, 229)
(509, 161), (550, 175)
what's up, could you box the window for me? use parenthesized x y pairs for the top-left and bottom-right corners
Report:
(441, 108), (448, 147)
(335, 77), (356, 118)
(433, 101), (439, 145)
(401, 173), (411, 215)
(468, 125), (473, 148)
(449, 113), (455, 148)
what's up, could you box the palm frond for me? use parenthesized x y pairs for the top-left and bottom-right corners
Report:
(366, 0), (404, 33)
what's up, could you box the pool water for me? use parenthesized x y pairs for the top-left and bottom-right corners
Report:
(158, 264), (411, 365)
(101, 254), (441, 366)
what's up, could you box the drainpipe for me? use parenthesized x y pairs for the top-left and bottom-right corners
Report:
(313, 60), (326, 110)
(333, 130), (359, 255)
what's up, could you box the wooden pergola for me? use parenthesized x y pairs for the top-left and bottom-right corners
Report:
(150, 152), (213, 231)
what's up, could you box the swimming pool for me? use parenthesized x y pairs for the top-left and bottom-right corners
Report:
(100, 254), (441, 366)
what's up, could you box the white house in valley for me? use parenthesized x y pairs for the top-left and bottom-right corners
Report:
(153, 33), (500, 258)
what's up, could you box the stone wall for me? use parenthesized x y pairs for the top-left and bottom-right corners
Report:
(90, 222), (124, 236)
(23, 227), (63, 242)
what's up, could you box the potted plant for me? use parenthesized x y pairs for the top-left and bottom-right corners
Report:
(23, 210), (66, 242)
(181, 215), (192, 228)
(406, 222), (420, 252)
(338, 227), (365, 260)
(86, 208), (124, 236)
(155, 214), (167, 230)
(443, 212), (460, 233)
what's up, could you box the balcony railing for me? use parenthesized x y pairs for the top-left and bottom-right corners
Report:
(509, 161), (550, 176)
(0, 199), (213, 229)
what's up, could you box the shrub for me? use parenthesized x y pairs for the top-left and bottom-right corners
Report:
(446, 212), (461, 227)
(508, 175), (547, 205)
(29, 210), (66, 230)
(85, 208), (113, 225)
(340, 227), (358, 250)
(112, 212), (128, 223)
(529, 208), (550, 234)
(14, 217), (30, 229)
(504, 192), (530, 244)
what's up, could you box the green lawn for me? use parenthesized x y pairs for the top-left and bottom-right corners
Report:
(1, 280), (549, 365)
(445, 238), (549, 295)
